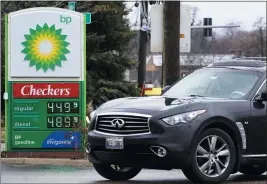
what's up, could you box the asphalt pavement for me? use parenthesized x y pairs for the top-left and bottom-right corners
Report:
(1, 163), (266, 184)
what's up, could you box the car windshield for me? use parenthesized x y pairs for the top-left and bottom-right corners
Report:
(163, 67), (261, 99)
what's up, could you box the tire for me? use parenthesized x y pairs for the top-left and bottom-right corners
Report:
(182, 128), (236, 183)
(93, 163), (142, 181)
(239, 166), (266, 175)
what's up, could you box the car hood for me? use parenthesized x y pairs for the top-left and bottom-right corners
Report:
(97, 96), (228, 112)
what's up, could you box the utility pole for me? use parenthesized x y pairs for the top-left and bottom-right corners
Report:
(137, 1), (148, 88)
(163, 1), (180, 86)
(260, 27), (264, 57)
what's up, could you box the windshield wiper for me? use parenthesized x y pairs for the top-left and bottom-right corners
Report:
(189, 95), (206, 98)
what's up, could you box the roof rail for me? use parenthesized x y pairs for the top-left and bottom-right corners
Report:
(234, 57), (266, 61)
(210, 60), (266, 68)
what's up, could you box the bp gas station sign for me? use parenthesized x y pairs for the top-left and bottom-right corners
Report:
(4, 7), (86, 152)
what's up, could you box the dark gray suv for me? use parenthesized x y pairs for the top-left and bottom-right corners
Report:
(87, 60), (266, 183)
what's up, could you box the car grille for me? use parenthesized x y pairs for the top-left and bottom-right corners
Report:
(95, 114), (150, 135)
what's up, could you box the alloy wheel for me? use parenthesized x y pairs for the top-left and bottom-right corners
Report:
(195, 135), (231, 177)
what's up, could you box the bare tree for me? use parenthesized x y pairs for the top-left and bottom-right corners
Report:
(224, 22), (241, 39)
(253, 17), (266, 57)
(191, 6), (199, 26)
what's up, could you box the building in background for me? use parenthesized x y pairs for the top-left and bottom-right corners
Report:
(126, 53), (235, 87)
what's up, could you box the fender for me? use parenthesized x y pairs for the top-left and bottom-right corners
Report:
(188, 116), (244, 173)
(192, 116), (243, 147)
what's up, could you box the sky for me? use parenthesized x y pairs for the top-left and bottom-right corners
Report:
(127, 2), (266, 31)
(183, 2), (266, 30)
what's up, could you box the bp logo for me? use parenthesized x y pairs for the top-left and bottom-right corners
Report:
(21, 23), (70, 72)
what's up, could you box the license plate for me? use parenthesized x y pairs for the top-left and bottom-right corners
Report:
(106, 137), (124, 150)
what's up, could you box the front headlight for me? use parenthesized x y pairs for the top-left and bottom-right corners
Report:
(162, 109), (206, 125)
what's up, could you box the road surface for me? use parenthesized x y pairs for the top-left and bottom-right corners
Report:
(1, 163), (266, 183)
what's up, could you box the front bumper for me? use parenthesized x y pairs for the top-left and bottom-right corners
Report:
(87, 119), (194, 169)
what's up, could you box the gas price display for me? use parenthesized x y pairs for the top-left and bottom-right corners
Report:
(47, 101), (80, 128)
(47, 116), (79, 128)
(47, 101), (79, 113)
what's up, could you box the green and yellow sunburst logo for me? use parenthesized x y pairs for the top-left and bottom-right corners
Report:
(21, 23), (70, 72)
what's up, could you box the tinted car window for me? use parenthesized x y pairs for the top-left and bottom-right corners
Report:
(163, 68), (260, 99)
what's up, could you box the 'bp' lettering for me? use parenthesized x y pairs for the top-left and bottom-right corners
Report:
(60, 15), (72, 24)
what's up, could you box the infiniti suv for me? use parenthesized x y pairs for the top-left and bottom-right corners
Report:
(87, 60), (266, 183)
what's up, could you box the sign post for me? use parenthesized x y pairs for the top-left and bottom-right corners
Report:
(4, 7), (86, 155)
(68, 2), (76, 11)
(84, 12), (91, 24)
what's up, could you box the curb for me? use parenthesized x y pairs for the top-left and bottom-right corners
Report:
(1, 158), (93, 167)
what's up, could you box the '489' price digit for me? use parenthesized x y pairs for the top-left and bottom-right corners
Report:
(47, 116), (79, 128)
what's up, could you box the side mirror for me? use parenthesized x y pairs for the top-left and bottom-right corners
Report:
(161, 85), (171, 95)
(255, 90), (267, 102)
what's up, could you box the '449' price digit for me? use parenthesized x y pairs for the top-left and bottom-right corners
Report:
(64, 103), (71, 113)
(47, 101), (79, 113)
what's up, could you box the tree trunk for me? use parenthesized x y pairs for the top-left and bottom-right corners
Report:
(163, 1), (180, 86)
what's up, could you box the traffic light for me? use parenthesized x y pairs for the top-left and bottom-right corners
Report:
(203, 18), (212, 37)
